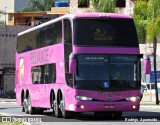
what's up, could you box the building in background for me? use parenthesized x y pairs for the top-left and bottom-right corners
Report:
(0, 0), (29, 25)
(7, 0), (136, 26)
(0, 26), (31, 97)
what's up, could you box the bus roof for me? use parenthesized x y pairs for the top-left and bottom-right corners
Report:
(18, 13), (132, 36)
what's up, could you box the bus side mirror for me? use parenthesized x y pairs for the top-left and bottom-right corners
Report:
(69, 53), (76, 74)
(143, 55), (151, 74)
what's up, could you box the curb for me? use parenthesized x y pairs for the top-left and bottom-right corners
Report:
(0, 102), (16, 104)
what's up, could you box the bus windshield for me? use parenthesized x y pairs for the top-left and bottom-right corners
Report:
(75, 55), (140, 91)
(73, 18), (139, 47)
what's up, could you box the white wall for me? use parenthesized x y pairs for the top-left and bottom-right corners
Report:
(14, 0), (29, 12)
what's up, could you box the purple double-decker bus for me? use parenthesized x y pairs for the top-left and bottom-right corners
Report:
(16, 13), (142, 119)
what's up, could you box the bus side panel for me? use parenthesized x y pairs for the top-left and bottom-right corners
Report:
(30, 44), (65, 108)
(15, 53), (22, 105)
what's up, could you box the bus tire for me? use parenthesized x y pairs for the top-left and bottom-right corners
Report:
(51, 92), (55, 116)
(22, 106), (25, 112)
(22, 97), (25, 112)
(27, 94), (36, 115)
(21, 91), (25, 112)
(55, 99), (62, 118)
(24, 98), (29, 114)
(61, 95), (71, 119)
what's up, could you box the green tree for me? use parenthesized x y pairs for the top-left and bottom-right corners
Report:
(91, 0), (116, 12)
(133, 0), (148, 43)
(22, 0), (56, 12)
(0, 10), (4, 25)
(146, 0), (160, 105)
(134, 0), (160, 104)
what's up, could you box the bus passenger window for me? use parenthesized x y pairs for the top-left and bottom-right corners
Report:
(48, 64), (56, 83)
(46, 25), (54, 45)
(64, 19), (72, 45)
(45, 74), (49, 83)
(31, 66), (41, 84)
(31, 64), (56, 84)
(53, 22), (62, 44)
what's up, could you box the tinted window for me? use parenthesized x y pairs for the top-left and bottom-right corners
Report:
(73, 18), (139, 47)
(31, 64), (56, 84)
(17, 21), (62, 53)
(64, 19), (73, 86)
(64, 19), (72, 45)
(75, 55), (140, 91)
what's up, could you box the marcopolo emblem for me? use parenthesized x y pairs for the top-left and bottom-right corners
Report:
(107, 94), (112, 102)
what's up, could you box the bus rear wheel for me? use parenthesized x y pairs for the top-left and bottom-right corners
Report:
(60, 96), (71, 119)
(55, 99), (62, 118)
(22, 96), (25, 112)
(23, 98), (29, 114)
(27, 94), (36, 115)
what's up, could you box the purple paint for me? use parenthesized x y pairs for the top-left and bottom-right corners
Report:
(73, 47), (140, 54)
(69, 58), (76, 74)
(144, 59), (151, 74)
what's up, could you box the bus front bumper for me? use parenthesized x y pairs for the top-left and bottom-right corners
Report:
(67, 101), (140, 112)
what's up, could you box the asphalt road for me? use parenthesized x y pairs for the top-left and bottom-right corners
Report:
(0, 103), (160, 125)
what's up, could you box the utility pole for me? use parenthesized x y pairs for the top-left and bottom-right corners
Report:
(153, 37), (159, 105)
(4, 6), (7, 26)
(4, 5), (7, 96)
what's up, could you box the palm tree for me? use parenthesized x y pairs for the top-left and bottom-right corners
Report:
(146, 0), (160, 105)
(134, 0), (160, 104)
(133, 0), (148, 43)
(22, 0), (56, 12)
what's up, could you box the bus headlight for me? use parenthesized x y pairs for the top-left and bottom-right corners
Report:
(126, 96), (140, 102)
(76, 96), (92, 101)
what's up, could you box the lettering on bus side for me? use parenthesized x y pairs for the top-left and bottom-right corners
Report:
(30, 49), (49, 65)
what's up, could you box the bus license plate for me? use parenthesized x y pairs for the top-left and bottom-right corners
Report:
(104, 105), (115, 109)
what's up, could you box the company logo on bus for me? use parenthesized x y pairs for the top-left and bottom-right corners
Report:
(92, 26), (113, 41)
(107, 94), (112, 102)
(19, 57), (24, 83)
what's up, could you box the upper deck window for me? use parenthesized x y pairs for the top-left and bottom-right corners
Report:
(73, 18), (139, 47)
(17, 21), (62, 53)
